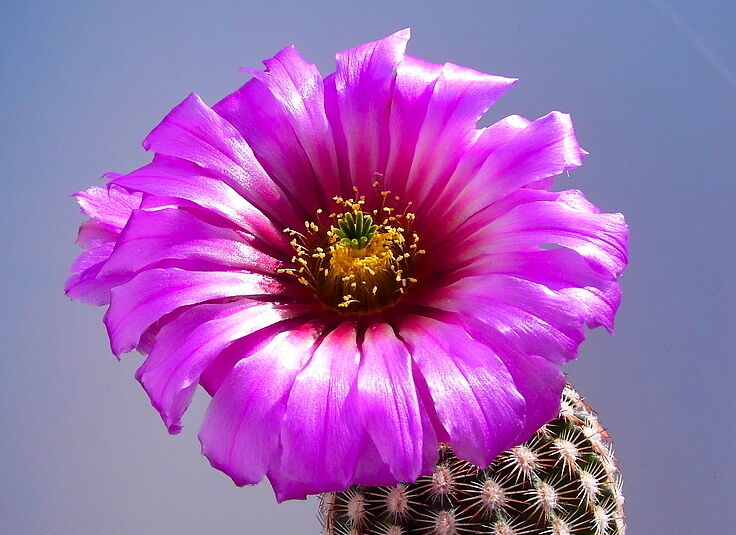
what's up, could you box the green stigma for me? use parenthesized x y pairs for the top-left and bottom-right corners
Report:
(334, 211), (378, 249)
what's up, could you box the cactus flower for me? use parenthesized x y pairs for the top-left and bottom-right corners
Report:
(67, 29), (628, 501)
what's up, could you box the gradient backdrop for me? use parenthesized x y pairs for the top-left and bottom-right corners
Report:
(2, 1), (734, 534)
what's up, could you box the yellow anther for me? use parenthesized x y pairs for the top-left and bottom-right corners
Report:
(281, 185), (422, 312)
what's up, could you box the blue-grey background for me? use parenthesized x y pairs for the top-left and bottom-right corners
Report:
(2, 1), (734, 533)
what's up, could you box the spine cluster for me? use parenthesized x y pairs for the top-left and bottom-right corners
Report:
(320, 387), (625, 535)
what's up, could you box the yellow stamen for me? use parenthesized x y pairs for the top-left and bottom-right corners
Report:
(281, 182), (422, 313)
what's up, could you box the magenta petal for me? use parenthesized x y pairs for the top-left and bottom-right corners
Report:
(494, 351), (565, 443)
(214, 79), (324, 215)
(266, 471), (316, 503)
(227, 46), (340, 201)
(142, 93), (300, 227)
(349, 436), (400, 487)
(448, 189), (628, 276)
(111, 157), (287, 250)
(421, 114), (530, 229)
(399, 315), (524, 466)
(270, 427), (398, 501)
(75, 219), (118, 249)
(383, 55), (443, 192)
(438, 111), (586, 231)
(278, 322), (363, 492)
(104, 268), (284, 356)
(74, 185), (142, 231)
(198, 322), (322, 486)
(65, 241), (130, 305)
(256, 46), (340, 198)
(357, 322), (423, 481)
(486, 191), (629, 275)
(442, 248), (622, 332)
(66, 186), (143, 305)
(137, 301), (305, 433)
(328, 29), (410, 194)
(400, 62), (517, 211)
(99, 208), (282, 277)
(418, 274), (586, 364)
(409, 355), (448, 473)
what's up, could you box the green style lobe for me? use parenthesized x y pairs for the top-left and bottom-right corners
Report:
(336, 211), (377, 249)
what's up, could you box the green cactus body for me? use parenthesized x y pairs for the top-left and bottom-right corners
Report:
(320, 387), (625, 535)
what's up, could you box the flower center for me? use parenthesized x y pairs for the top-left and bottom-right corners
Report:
(280, 182), (424, 313)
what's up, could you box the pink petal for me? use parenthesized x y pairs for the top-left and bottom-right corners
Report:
(277, 322), (364, 492)
(412, 366), (444, 474)
(104, 268), (284, 356)
(448, 189), (628, 276)
(65, 241), (131, 306)
(412, 310), (565, 446)
(217, 46), (340, 204)
(440, 248), (622, 332)
(383, 55), (443, 192)
(265, 470), (316, 502)
(137, 301), (306, 433)
(349, 436), (400, 487)
(75, 219), (118, 249)
(419, 114), (530, 230)
(66, 186), (143, 305)
(357, 322), (423, 482)
(142, 93), (301, 228)
(198, 322), (322, 486)
(99, 208), (282, 277)
(214, 78), (322, 216)
(74, 185), (142, 231)
(111, 156), (287, 251)
(416, 274), (586, 364)
(493, 351), (564, 443)
(399, 61), (517, 212)
(269, 428), (400, 501)
(398, 315), (525, 466)
(436, 111), (586, 232)
(327, 29), (410, 195)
